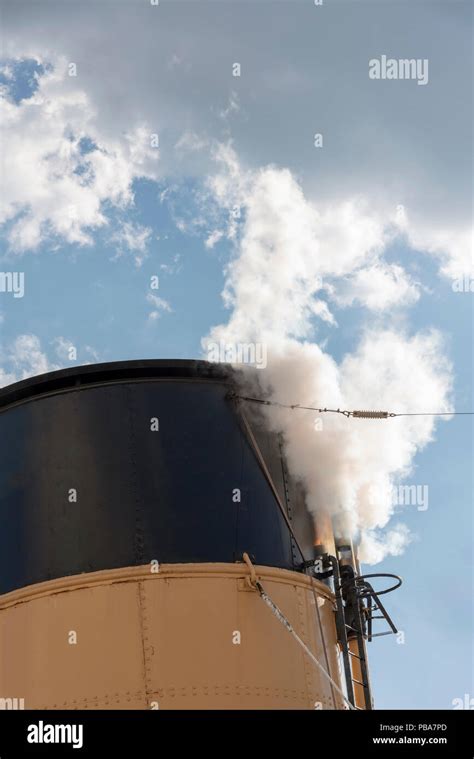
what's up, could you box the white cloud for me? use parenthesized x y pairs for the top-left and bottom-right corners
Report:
(1, 4), (471, 278)
(217, 90), (240, 121)
(175, 131), (209, 153)
(205, 229), (223, 249)
(0, 57), (159, 253)
(202, 145), (419, 328)
(0, 63), (14, 80)
(159, 253), (182, 275)
(395, 205), (473, 279)
(333, 263), (420, 311)
(0, 335), (101, 387)
(146, 292), (172, 321)
(110, 221), (153, 267)
(52, 336), (76, 362)
(359, 524), (414, 565)
(0, 334), (58, 386)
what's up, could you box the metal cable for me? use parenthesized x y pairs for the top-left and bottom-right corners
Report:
(233, 394), (470, 419)
(241, 554), (355, 710)
(255, 577), (356, 710)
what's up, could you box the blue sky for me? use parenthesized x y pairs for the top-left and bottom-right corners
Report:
(0, 1), (472, 710)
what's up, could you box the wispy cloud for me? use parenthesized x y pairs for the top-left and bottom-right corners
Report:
(146, 293), (172, 322)
(109, 221), (153, 267)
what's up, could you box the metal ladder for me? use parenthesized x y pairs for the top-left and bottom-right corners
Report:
(318, 555), (402, 710)
(340, 564), (374, 710)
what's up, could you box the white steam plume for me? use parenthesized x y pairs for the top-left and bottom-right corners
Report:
(203, 146), (453, 564)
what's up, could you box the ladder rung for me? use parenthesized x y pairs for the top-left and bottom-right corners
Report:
(352, 678), (368, 687)
(348, 650), (364, 661)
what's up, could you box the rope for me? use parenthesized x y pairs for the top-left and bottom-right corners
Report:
(233, 394), (470, 419)
(235, 405), (307, 564)
(242, 554), (355, 710)
(310, 575), (337, 710)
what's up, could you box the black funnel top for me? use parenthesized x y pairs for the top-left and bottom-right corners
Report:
(0, 360), (314, 594)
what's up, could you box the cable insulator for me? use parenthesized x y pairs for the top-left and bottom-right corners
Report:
(351, 410), (391, 419)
